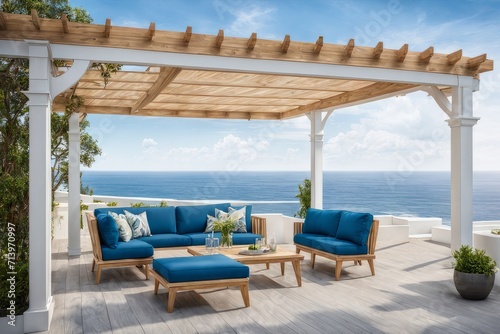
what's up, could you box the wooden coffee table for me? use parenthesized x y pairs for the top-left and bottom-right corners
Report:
(187, 246), (305, 286)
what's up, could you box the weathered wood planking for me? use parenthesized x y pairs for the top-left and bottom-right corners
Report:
(48, 233), (500, 333)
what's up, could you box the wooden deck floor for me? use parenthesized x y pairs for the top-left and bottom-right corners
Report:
(45, 231), (500, 334)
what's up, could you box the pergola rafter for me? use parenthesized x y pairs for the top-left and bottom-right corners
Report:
(0, 11), (493, 121)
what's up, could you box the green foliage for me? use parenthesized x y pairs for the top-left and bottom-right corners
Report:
(80, 202), (88, 229)
(0, 0), (94, 316)
(51, 96), (102, 197)
(106, 201), (118, 207)
(212, 218), (236, 235)
(294, 178), (311, 218)
(491, 229), (500, 235)
(130, 201), (168, 208)
(452, 245), (498, 276)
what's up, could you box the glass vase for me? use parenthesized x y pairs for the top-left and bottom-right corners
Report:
(221, 232), (233, 248)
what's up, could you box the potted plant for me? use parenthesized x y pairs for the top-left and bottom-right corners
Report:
(452, 245), (497, 300)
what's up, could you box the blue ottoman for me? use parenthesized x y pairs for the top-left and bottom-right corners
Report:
(150, 254), (250, 312)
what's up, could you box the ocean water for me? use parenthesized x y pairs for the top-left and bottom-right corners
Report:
(81, 171), (500, 223)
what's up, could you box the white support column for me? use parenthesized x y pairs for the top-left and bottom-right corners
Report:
(68, 113), (81, 256)
(307, 110), (333, 209)
(447, 83), (479, 252)
(23, 41), (54, 333)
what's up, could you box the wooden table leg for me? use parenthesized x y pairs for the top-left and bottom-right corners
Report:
(167, 287), (178, 313)
(280, 262), (285, 275)
(291, 260), (302, 287)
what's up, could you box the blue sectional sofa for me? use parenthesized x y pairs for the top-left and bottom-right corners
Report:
(293, 208), (379, 281)
(85, 203), (267, 284)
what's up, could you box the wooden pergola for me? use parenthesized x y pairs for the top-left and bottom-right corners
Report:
(0, 10), (493, 333)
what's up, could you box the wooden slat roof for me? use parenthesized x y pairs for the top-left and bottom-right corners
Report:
(0, 11), (494, 120)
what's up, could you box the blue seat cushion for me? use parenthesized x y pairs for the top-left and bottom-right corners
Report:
(336, 211), (373, 246)
(96, 213), (119, 249)
(175, 203), (230, 234)
(302, 208), (342, 236)
(96, 207), (177, 234)
(184, 232), (222, 246)
(136, 234), (192, 248)
(231, 232), (263, 245)
(312, 237), (367, 255)
(153, 254), (249, 283)
(184, 232), (263, 246)
(293, 233), (326, 248)
(101, 239), (153, 261)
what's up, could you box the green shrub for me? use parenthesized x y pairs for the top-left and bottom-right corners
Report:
(452, 245), (498, 276)
(294, 178), (311, 218)
(106, 201), (118, 207)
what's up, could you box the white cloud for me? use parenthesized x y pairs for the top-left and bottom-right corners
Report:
(226, 4), (276, 36)
(142, 138), (158, 154)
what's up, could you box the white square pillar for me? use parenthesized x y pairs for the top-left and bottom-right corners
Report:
(309, 111), (324, 209)
(68, 113), (81, 256)
(447, 84), (479, 252)
(23, 41), (54, 333)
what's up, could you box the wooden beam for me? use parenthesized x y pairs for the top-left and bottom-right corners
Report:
(31, 9), (40, 30)
(247, 32), (257, 50)
(467, 53), (487, 69)
(283, 82), (418, 118)
(215, 29), (224, 48)
(419, 46), (434, 63)
(373, 42), (383, 60)
(104, 18), (111, 38)
(447, 49), (462, 65)
(148, 22), (155, 41)
(281, 35), (290, 53)
(396, 44), (408, 62)
(344, 39), (354, 58)
(0, 12), (6, 30)
(61, 13), (69, 33)
(313, 36), (323, 54)
(184, 26), (192, 43)
(131, 67), (182, 113)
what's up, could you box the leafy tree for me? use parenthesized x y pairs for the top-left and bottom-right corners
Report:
(295, 178), (311, 218)
(0, 0), (98, 316)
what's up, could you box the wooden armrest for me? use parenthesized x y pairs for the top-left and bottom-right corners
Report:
(251, 215), (267, 240)
(294, 221), (304, 235)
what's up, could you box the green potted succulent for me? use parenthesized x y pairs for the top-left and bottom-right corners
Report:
(452, 245), (497, 300)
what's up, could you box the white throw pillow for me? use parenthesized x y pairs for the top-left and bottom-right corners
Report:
(124, 210), (152, 238)
(109, 211), (132, 242)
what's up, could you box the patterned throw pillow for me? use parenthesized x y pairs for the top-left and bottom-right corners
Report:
(216, 206), (247, 233)
(124, 210), (152, 238)
(204, 214), (218, 233)
(109, 211), (132, 242)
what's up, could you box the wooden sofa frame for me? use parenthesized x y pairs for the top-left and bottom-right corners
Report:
(86, 212), (153, 284)
(294, 220), (379, 281)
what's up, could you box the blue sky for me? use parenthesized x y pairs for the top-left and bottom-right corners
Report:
(72, 0), (500, 171)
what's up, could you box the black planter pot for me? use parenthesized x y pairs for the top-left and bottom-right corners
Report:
(453, 270), (495, 300)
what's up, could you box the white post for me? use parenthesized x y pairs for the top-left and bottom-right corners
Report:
(68, 113), (81, 256)
(447, 83), (479, 251)
(307, 110), (332, 209)
(23, 41), (54, 333)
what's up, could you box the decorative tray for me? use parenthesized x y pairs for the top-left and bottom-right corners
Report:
(238, 249), (271, 256)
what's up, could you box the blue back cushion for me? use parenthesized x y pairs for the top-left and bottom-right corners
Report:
(302, 208), (343, 236)
(175, 203), (230, 234)
(230, 205), (253, 232)
(95, 207), (177, 234)
(336, 211), (373, 246)
(96, 213), (119, 249)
